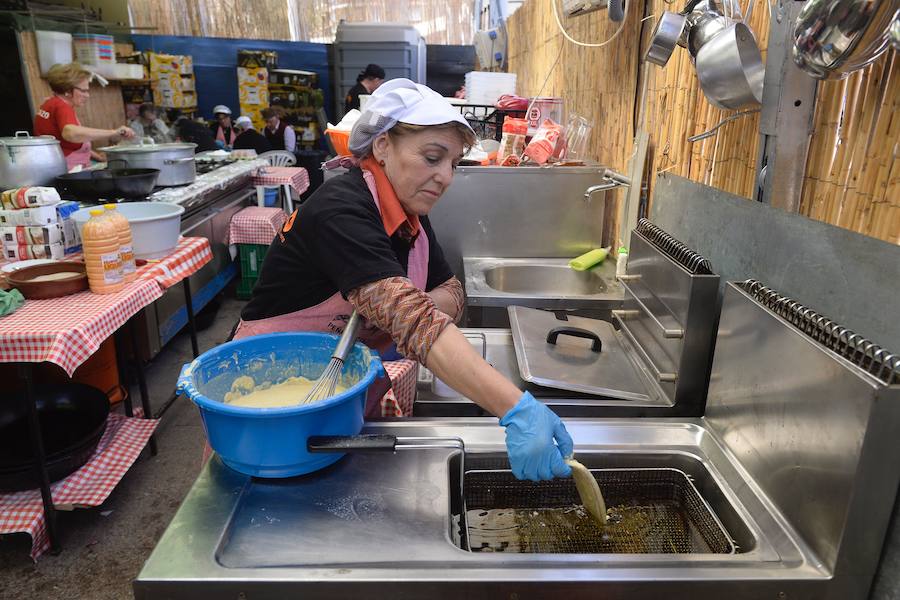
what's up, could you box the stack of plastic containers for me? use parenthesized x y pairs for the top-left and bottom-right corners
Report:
(464, 72), (518, 105)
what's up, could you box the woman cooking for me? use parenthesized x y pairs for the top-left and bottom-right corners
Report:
(237, 79), (572, 482)
(33, 62), (135, 170)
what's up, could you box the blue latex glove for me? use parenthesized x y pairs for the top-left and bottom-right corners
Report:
(500, 392), (573, 481)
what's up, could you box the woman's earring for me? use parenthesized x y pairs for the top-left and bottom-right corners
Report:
(379, 159), (385, 167)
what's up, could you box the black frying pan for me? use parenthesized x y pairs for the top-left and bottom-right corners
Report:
(0, 383), (110, 492)
(55, 165), (160, 200)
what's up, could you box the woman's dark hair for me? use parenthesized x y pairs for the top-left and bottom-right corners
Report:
(138, 103), (157, 118)
(174, 117), (218, 152)
(357, 63), (385, 83)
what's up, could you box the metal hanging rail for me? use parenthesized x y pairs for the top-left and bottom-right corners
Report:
(739, 279), (900, 385)
(635, 218), (713, 274)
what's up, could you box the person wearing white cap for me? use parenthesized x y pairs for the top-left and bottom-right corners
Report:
(234, 79), (573, 483)
(209, 104), (237, 148)
(232, 115), (272, 155)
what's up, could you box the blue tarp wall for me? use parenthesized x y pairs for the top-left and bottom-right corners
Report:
(131, 35), (333, 122)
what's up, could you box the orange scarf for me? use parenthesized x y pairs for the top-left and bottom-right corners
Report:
(360, 157), (420, 237)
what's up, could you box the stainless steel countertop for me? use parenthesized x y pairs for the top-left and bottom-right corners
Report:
(134, 418), (827, 600)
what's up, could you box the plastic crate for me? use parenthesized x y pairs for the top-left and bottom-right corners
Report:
(457, 104), (526, 142)
(237, 276), (257, 300)
(239, 244), (268, 279)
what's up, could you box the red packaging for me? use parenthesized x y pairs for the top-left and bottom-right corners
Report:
(523, 119), (564, 165)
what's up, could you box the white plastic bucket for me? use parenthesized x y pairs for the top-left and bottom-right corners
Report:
(35, 31), (73, 75)
(72, 202), (185, 260)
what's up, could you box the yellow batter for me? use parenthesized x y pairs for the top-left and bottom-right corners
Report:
(223, 375), (347, 408)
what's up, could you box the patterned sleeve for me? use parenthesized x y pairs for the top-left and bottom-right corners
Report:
(347, 276), (454, 364)
(434, 276), (465, 324)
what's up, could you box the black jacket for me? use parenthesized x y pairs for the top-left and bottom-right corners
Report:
(233, 129), (272, 155)
(344, 82), (368, 112)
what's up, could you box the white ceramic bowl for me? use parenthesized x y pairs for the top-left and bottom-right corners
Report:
(72, 202), (185, 260)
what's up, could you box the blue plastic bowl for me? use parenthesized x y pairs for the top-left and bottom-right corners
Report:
(177, 332), (384, 477)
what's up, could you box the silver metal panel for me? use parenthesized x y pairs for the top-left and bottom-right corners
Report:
(136, 419), (829, 600)
(616, 228), (720, 412)
(650, 174), (900, 352)
(706, 283), (900, 586)
(507, 306), (654, 401)
(429, 165), (618, 279)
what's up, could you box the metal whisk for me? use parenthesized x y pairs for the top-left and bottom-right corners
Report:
(301, 311), (363, 404)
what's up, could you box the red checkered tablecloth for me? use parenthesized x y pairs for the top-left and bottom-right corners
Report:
(0, 413), (158, 560)
(138, 236), (212, 289)
(228, 207), (288, 245)
(380, 359), (418, 417)
(251, 166), (310, 197)
(0, 237), (212, 376)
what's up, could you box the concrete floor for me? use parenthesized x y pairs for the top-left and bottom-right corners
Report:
(0, 295), (245, 600)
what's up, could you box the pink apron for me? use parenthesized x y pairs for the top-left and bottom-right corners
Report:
(215, 125), (237, 147)
(233, 156), (430, 417)
(65, 142), (92, 170)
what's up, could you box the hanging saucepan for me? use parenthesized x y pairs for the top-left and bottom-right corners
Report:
(0, 383), (109, 492)
(645, 12), (689, 66)
(793, 0), (900, 79)
(695, 22), (765, 109)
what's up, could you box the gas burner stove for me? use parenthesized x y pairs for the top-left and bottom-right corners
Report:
(196, 159), (238, 175)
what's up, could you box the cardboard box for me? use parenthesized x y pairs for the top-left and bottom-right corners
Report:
(4, 242), (65, 261)
(269, 69), (317, 88)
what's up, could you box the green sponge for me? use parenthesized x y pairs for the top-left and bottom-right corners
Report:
(569, 248), (609, 271)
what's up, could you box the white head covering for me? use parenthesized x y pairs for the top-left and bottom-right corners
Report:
(348, 78), (474, 157)
(234, 115), (253, 129)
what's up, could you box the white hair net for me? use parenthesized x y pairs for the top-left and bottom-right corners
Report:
(348, 78), (473, 157)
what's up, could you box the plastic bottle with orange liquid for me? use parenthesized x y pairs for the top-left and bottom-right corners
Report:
(103, 204), (136, 283)
(82, 209), (124, 294)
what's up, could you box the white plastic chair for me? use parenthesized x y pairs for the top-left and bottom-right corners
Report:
(256, 151), (298, 211)
(259, 150), (296, 166)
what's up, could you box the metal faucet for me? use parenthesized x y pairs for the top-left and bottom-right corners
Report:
(584, 169), (632, 200)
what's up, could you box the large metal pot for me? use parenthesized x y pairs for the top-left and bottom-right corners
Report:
(100, 140), (197, 186)
(0, 131), (67, 189)
(793, 0), (900, 79)
(695, 23), (765, 109)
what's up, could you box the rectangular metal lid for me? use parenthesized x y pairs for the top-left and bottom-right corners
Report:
(508, 306), (651, 401)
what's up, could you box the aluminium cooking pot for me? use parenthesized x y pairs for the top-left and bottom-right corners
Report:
(0, 131), (67, 189)
(0, 383), (109, 492)
(177, 332), (385, 478)
(100, 139), (197, 186)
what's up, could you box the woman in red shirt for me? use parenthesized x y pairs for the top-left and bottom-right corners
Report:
(33, 62), (135, 170)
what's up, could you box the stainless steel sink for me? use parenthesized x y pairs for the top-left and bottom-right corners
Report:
(483, 263), (609, 295)
(464, 257), (624, 311)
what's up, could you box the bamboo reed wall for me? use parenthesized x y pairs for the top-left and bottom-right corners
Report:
(127, 0), (475, 44)
(507, 0), (642, 171)
(638, 0), (770, 199)
(801, 51), (899, 245)
(506, 0), (643, 243)
(507, 0), (899, 245)
(127, 0), (292, 40)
